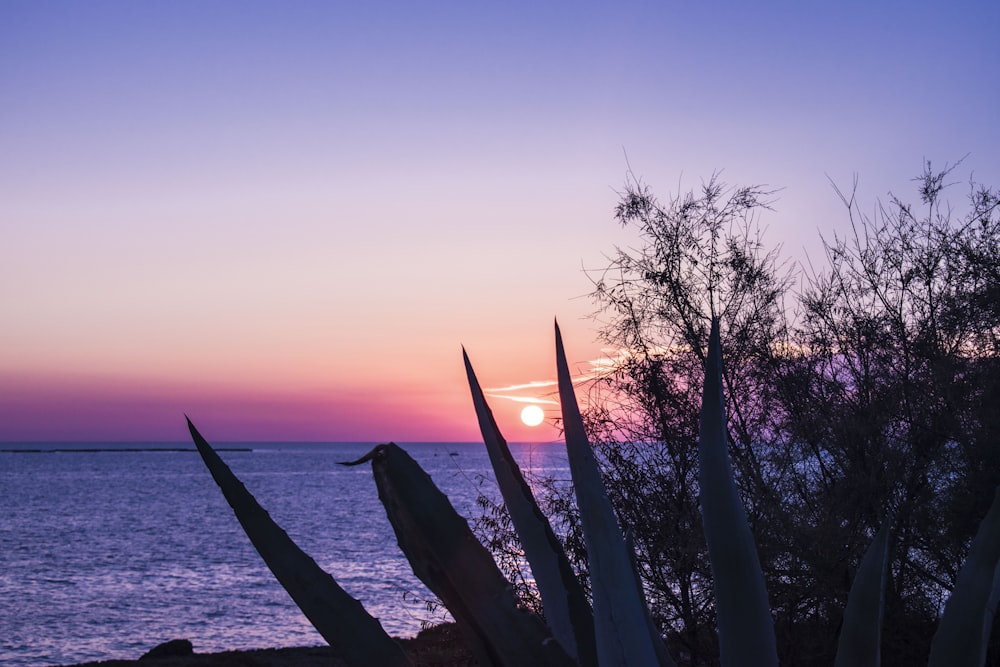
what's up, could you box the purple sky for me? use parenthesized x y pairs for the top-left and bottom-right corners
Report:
(2, 1), (998, 441)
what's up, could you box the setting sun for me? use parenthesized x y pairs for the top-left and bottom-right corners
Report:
(520, 404), (545, 427)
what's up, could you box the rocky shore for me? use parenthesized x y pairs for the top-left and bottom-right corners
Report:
(55, 623), (476, 667)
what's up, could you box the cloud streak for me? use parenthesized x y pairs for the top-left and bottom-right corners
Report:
(487, 394), (560, 406)
(484, 353), (615, 406)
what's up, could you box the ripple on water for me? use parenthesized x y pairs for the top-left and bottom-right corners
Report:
(0, 442), (568, 666)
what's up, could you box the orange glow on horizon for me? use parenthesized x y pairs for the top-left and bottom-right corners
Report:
(0, 343), (584, 444)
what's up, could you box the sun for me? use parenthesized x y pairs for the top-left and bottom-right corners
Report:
(520, 404), (545, 427)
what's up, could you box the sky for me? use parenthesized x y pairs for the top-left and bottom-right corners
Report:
(2, 1), (998, 443)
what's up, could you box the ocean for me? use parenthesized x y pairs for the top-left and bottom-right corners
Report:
(0, 441), (569, 667)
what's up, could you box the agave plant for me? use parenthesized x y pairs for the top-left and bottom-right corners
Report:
(835, 517), (891, 667)
(339, 442), (575, 667)
(695, 319), (777, 667)
(186, 319), (1000, 667)
(186, 417), (412, 667)
(463, 346), (598, 667)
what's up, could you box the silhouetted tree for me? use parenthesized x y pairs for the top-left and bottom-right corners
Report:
(580, 173), (792, 665)
(475, 160), (1000, 667)
(781, 160), (1000, 664)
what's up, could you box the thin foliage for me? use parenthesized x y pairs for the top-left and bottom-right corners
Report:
(475, 161), (1000, 666)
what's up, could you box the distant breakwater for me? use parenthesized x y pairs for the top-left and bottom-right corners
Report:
(1, 447), (254, 453)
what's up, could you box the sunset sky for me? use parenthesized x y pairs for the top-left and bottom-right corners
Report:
(2, 1), (998, 442)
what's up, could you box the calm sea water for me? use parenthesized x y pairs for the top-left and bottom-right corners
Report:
(0, 441), (569, 667)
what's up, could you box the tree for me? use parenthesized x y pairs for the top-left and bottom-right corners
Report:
(475, 160), (1000, 666)
(784, 160), (1000, 663)
(581, 173), (792, 663)
(473, 173), (792, 664)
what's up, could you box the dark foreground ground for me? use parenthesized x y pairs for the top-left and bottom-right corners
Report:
(56, 623), (476, 667)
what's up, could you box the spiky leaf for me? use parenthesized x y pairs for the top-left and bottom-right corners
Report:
(697, 319), (778, 667)
(186, 418), (410, 667)
(928, 486), (1000, 667)
(555, 321), (672, 667)
(464, 348), (597, 667)
(342, 443), (574, 667)
(835, 517), (891, 667)
(980, 562), (1000, 666)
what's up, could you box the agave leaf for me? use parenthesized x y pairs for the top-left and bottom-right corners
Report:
(697, 319), (778, 667)
(980, 561), (1000, 666)
(185, 418), (410, 667)
(928, 486), (1000, 667)
(555, 321), (672, 667)
(835, 517), (892, 667)
(463, 348), (598, 667)
(342, 443), (574, 667)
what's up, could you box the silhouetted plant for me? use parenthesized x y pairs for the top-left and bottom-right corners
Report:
(473, 161), (1000, 666)
(787, 160), (1000, 663)
(184, 160), (1000, 667)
